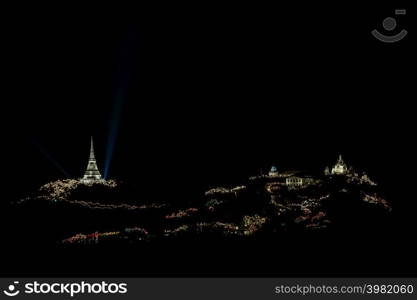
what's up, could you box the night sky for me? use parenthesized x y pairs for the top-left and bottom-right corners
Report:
(4, 3), (415, 216)
(1, 2), (416, 277)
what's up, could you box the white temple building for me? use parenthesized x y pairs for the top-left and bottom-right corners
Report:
(269, 165), (279, 177)
(80, 137), (104, 184)
(331, 154), (348, 175)
(286, 176), (304, 186)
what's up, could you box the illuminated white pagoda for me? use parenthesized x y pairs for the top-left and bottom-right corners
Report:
(331, 154), (348, 175)
(80, 137), (104, 184)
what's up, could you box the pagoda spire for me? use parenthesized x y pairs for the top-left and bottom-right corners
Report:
(81, 136), (104, 184)
(89, 136), (96, 160)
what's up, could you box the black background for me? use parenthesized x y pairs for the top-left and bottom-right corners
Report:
(2, 2), (415, 277)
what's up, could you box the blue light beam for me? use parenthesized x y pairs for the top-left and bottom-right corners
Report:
(30, 139), (71, 178)
(104, 28), (139, 179)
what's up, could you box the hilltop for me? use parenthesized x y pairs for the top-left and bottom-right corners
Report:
(12, 163), (391, 245)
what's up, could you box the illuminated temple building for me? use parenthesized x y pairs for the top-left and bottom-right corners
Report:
(330, 154), (348, 175)
(268, 166), (279, 177)
(249, 153), (373, 204)
(80, 137), (104, 184)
